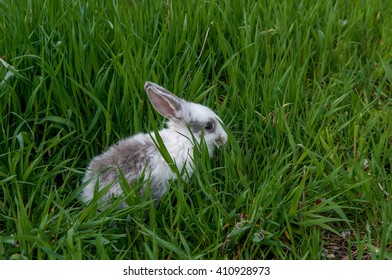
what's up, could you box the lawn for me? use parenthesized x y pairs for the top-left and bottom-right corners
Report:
(0, 0), (391, 260)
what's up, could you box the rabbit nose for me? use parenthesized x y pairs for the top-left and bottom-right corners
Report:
(214, 133), (228, 146)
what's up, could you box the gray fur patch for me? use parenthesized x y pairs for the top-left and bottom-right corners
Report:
(88, 137), (155, 188)
(188, 117), (217, 134)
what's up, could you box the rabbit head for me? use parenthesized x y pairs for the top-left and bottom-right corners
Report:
(144, 82), (228, 156)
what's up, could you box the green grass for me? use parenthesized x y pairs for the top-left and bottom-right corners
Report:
(0, 0), (391, 260)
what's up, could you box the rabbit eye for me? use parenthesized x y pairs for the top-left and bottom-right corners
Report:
(204, 121), (213, 130)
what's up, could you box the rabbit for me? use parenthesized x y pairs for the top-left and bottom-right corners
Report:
(80, 81), (228, 208)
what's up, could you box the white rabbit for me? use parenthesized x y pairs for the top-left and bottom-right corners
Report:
(80, 81), (227, 207)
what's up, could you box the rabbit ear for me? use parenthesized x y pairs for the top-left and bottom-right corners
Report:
(144, 82), (184, 120)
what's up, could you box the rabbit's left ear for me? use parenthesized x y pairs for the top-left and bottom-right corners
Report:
(144, 82), (184, 120)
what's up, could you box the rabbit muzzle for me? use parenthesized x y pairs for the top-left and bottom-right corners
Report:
(214, 133), (228, 147)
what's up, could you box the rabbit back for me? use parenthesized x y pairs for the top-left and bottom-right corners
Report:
(80, 130), (195, 205)
(81, 133), (157, 203)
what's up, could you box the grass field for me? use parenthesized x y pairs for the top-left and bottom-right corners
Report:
(0, 0), (391, 260)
